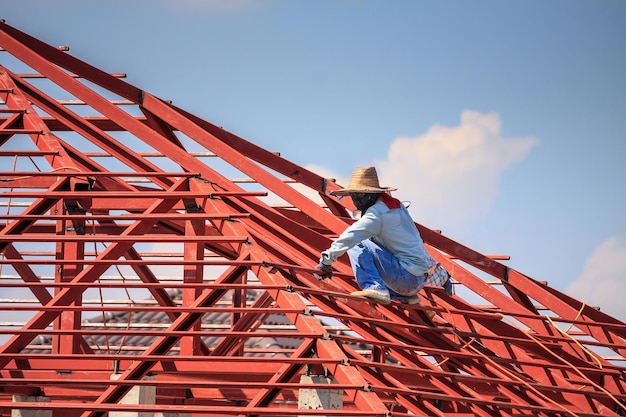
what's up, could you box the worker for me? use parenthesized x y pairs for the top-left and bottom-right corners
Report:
(315, 166), (453, 305)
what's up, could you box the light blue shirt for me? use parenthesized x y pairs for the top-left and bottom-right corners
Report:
(321, 198), (433, 276)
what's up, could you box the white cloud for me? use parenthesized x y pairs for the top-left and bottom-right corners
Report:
(377, 110), (539, 230)
(566, 236), (626, 321)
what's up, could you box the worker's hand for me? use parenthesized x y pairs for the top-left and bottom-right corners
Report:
(314, 262), (333, 280)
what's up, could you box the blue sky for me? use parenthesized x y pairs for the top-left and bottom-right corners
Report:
(2, 0), (625, 319)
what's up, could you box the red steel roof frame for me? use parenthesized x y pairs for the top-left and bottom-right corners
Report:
(0, 20), (624, 417)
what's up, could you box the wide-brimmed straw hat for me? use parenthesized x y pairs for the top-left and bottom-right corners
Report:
(331, 166), (397, 196)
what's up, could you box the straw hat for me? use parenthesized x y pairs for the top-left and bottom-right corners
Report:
(331, 167), (397, 196)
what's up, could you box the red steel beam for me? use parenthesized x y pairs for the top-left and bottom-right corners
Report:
(0, 177), (190, 361)
(1, 20), (625, 417)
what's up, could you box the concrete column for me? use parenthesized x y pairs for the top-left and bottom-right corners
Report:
(11, 395), (51, 417)
(109, 374), (190, 417)
(110, 374), (156, 417)
(298, 374), (343, 417)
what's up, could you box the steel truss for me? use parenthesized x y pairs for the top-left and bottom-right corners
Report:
(0, 20), (624, 417)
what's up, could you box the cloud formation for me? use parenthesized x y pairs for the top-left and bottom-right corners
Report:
(566, 236), (626, 321)
(377, 110), (539, 231)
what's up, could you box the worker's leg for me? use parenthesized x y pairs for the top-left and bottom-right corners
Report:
(347, 241), (387, 292)
(348, 240), (424, 301)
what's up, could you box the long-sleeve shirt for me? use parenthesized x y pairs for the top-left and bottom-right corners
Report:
(321, 198), (433, 276)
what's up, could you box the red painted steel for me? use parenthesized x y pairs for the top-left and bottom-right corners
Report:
(0, 20), (625, 417)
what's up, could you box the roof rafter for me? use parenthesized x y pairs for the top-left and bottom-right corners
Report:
(0, 20), (625, 417)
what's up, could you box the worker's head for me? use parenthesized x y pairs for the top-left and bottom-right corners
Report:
(349, 192), (380, 213)
(330, 166), (396, 214)
(330, 166), (396, 197)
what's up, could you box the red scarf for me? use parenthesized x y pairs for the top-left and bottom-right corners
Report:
(379, 193), (402, 209)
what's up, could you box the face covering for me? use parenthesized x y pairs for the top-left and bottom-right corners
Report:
(350, 193), (379, 214)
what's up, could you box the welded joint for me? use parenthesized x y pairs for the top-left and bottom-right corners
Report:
(302, 308), (314, 316)
(359, 383), (373, 392)
(285, 285), (295, 292)
(65, 225), (85, 234)
(261, 259), (278, 274)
